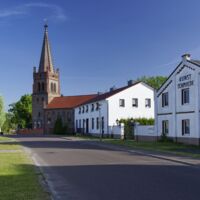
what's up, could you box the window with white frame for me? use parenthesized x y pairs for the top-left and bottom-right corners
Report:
(119, 99), (125, 107)
(78, 107), (81, 114)
(182, 119), (190, 135)
(145, 98), (151, 108)
(181, 88), (189, 105)
(162, 120), (169, 135)
(162, 92), (168, 107)
(132, 98), (138, 107)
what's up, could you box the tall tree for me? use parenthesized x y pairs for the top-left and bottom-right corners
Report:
(9, 94), (32, 129)
(0, 96), (5, 132)
(137, 76), (167, 89)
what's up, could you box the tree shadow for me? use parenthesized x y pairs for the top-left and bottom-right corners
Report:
(1, 163), (200, 200)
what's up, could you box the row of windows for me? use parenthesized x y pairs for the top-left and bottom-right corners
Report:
(119, 98), (151, 108)
(79, 103), (100, 114)
(162, 88), (189, 107)
(162, 119), (190, 135)
(78, 98), (152, 114)
(76, 117), (104, 130)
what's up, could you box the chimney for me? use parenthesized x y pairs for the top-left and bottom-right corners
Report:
(182, 53), (191, 61)
(110, 86), (116, 92)
(127, 80), (135, 86)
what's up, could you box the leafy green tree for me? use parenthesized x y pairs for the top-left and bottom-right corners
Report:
(137, 76), (167, 89)
(2, 113), (17, 133)
(0, 96), (5, 132)
(9, 94), (32, 129)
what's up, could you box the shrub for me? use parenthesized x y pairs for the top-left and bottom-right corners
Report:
(118, 117), (154, 139)
(53, 116), (68, 135)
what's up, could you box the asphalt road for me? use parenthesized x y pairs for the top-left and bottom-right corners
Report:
(15, 136), (200, 200)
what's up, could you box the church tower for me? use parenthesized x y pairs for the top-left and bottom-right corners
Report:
(32, 24), (60, 129)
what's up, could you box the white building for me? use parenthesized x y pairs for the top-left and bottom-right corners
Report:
(75, 81), (155, 138)
(155, 54), (200, 145)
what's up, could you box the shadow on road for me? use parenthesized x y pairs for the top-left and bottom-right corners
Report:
(1, 163), (200, 200)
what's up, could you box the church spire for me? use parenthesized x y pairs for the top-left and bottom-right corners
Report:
(38, 24), (54, 72)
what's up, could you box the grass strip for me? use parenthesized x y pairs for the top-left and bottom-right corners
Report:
(103, 139), (200, 158)
(0, 142), (49, 199)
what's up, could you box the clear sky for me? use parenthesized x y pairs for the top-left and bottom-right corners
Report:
(1, 0), (200, 110)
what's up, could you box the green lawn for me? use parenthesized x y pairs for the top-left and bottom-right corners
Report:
(0, 137), (50, 200)
(103, 139), (200, 158)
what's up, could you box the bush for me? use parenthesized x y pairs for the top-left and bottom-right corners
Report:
(53, 116), (68, 135)
(118, 118), (154, 139)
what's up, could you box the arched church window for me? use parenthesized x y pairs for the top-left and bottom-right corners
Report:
(54, 83), (56, 93)
(38, 82), (41, 92)
(51, 83), (54, 92)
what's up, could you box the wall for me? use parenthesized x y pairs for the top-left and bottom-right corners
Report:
(74, 100), (108, 135)
(108, 82), (155, 126)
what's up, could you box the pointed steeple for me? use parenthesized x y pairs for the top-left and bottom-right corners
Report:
(38, 24), (54, 72)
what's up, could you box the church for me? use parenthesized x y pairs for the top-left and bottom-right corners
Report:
(32, 24), (97, 134)
(32, 24), (155, 135)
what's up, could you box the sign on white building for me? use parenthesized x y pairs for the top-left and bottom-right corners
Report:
(75, 81), (155, 138)
(155, 54), (200, 145)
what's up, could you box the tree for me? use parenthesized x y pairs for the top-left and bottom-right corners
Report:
(2, 113), (17, 133)
(137, 76), (167, 89)
(9, 94), (32, 129)
(53, 116), (67, 135)
(0, 96), (5, 132)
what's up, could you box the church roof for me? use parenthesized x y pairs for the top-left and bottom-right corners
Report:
(39, 24), (54, 72)
(45, 94), (98, 109)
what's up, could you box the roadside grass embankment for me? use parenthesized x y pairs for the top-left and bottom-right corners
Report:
(0, 136), (50, 200)
(103, 139), (200, 158)
(73, 133), (200, 158)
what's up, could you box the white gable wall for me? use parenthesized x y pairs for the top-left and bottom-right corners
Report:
(156, 57), (200, 145)
(107, 82), (155, 126)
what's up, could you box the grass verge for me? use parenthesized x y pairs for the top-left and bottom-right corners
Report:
(0, 137), (50, 200)
(103, 139), (200, 158)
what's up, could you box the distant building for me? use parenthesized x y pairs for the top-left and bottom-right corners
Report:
(32, 25), (155, 136)
(75, 82), (155, 138)
(155, 54), (200, 145)
(32, 25), (96, 133)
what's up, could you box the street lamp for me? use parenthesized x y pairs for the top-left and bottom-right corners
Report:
(98, 102), (102, 141)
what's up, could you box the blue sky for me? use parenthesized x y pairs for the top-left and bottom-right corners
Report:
(1, 0), (200, 109)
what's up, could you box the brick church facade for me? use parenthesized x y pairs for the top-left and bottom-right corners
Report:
(32, 25), (96, 134)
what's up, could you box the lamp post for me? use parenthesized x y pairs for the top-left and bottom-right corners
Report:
(98, 102), (102, 141)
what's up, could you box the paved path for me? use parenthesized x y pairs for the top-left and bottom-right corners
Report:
(14, 136), (200, 200)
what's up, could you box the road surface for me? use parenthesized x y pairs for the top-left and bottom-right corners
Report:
(15, 136), (200, 200)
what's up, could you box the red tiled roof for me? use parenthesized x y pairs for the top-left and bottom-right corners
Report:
(45, 94), (98, 109)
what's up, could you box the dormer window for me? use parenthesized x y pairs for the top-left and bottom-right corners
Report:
(82, 106), (85, 113)
(91, 104), (94, 112)
(96, 102), (100, 111)
(86, 105), (88, 112)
